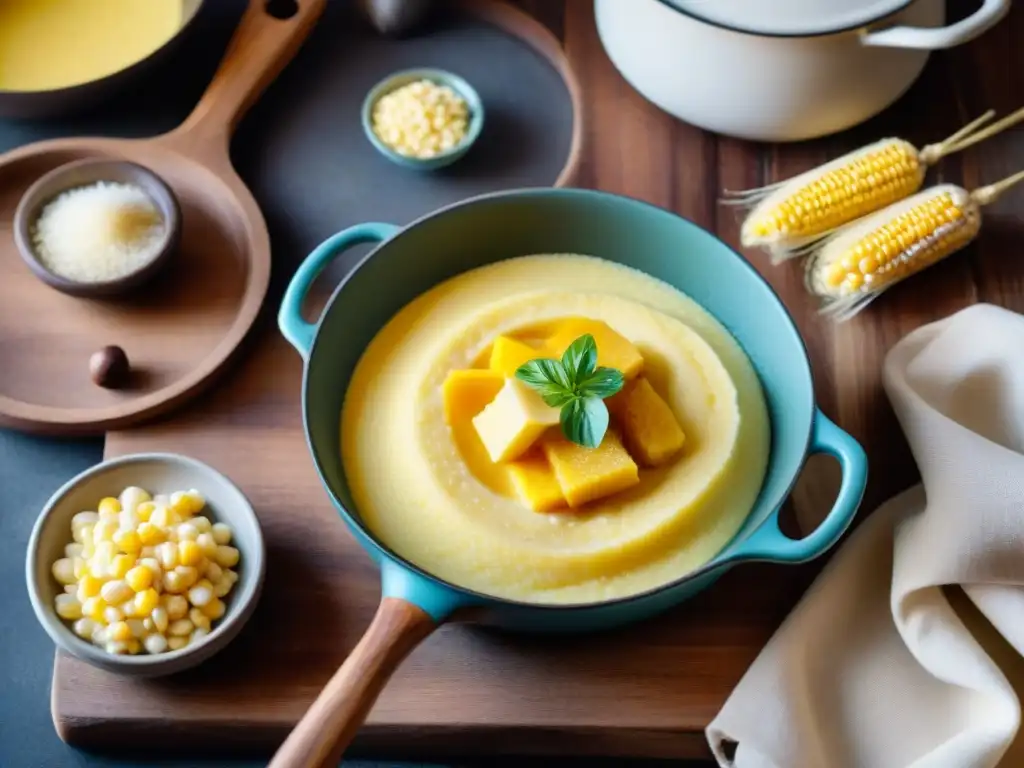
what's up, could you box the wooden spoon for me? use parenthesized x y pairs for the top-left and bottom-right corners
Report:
(0, 0), (326, 434)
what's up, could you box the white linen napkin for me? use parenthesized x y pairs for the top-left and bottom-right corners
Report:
(706, 303), (1024, 768)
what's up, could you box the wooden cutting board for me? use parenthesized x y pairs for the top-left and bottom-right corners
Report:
(50, 0), (1024, 760)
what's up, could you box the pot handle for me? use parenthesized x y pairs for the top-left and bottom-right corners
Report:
(279, 223), (400, 359)
(860, 0), (1009, 50)
(730, 410), (867, 564)
(268, 561), (467, 767)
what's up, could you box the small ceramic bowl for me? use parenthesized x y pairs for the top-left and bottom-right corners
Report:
(361, 68), (485, 171)
(26, 453), (265, 678)
(14, 158), (182, 299)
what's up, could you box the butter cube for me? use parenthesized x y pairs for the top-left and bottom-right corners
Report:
(489, 336), (545, 377)
(472, 378), (560, 463)
(607, 377), (686, 466)
(542, 430), (639, 508)
(442, 369), (505, 425)
(546, 319), (644, 379)
(507, 451), (566, 512)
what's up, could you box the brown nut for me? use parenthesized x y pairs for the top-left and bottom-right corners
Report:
(89, 346), (131, 389)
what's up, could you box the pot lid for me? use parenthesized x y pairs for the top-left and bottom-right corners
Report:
(663, 0), (914, 36)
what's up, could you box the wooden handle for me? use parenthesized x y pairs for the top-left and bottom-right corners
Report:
(267, 598), (437, 768)
(167, 0), (327, 151)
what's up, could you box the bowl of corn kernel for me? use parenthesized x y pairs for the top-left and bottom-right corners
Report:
(26, 453), (265, 677)
(362, 67), (484, 170)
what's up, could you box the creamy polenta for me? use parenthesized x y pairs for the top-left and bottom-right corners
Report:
(341, 254), (770, 604)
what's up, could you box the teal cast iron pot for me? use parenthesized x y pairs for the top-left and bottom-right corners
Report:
(270, 188), (868, 766)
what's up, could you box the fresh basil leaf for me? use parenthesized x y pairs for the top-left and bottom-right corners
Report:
(560, 334), (598, 386)
(578, 367), (625, 399)
(560, 396), (609, 449)
(515, 358), (573, 406)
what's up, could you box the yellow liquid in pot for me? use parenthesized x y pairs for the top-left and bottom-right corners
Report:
(0, 0), (183, 91)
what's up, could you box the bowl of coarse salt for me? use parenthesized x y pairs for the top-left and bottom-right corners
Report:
(14, 159), (181, 298)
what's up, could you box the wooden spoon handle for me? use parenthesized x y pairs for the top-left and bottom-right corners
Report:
(267, 597), (438, 768)
(169, 0), (327, 151)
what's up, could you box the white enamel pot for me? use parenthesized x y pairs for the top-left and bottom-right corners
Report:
(595, 0), (1011, 141)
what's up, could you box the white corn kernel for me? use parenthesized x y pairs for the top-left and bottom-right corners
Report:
(105, 641), (129, 655)
(189, 628), (209, 646)
(64, 584), (78, 595)
(64, 543), (84, 559)
(103, 605), (125, 624)
(91, 625), (108, 645)
(100, 579), (132, 605)
(188, 581), (214, 608)
(73, 618), (96, 639)
(167, 636), (187, 651)
(164, 595), (188, 620)
(52, 558), (76, 585)
(55, 594), (82, 620)
(93, 520), (117, 544)
(72, 511), (99, 530)
(118, 487), (151, 514)
(191, 516), (212, 533)
(143, 617), (154, 631)
(177, 523), (198, 542)
(155, 541), (178, 570)
(168, 619), (193, 637)
(163, 571), (186, 593)
(139, 545), (157, 559)
(211, 523), (233, 546)
(151, 606), (169, 633)
(118, 509), (139, 533)
(215, 545), (240, 568)
(144, 633), (168, 654)
(126, 618), (147, 639)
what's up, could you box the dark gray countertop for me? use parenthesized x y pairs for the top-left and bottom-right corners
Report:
(0, 2), (688, 767)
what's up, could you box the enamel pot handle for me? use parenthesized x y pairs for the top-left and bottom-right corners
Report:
(268, 561), (467, 767)
(730, 410), (867, 564)
(279, 223), (400, 358)
(860, 0), (1009, 50)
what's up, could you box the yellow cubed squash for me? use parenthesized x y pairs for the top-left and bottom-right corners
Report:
(542, 430), (639, 508)
(507, 451), (566, 512)
(472, 378), (560, 463)
(489, 336), (545, 377)
(607, 377), (686, 466)
(546, 319), (644, 379)
(442, 369), (505, 425)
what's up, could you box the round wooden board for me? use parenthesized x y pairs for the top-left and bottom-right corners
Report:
(0, 0), (327, 435)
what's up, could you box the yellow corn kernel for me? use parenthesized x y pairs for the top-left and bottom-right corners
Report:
(167, 636), (188, 651)
(125, 566), (153, 592)
(82, 596), (107, 621)
(189, 607), (212, 632)
(163, 594), (189, 620)
(137, 522), (166, 546)
(214, 545), (240, 569)
(112, 529), (141, 554)
(76, 574), (103, 602)
(178, 540), (204, 567)
(200, 597), (225, 621)
(806, 185), (982, 321)
(174, 565), (199, 590)
(108, 621), (133, 643)
(100, 579), (133, 605)
(97, 497), (122, 518)
(110, 554), (135, 580)
(72, 556), (89, 580)
(135, 501), (155, 522)
(210, 523), (233, 546)
(133, 588), (160, 616)
(196, 532), (218, 559)
(126, 638), (142, 655)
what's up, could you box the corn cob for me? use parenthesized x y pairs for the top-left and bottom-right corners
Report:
(805, 171), (1024, 322)
(726, 107), (1024, 262)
